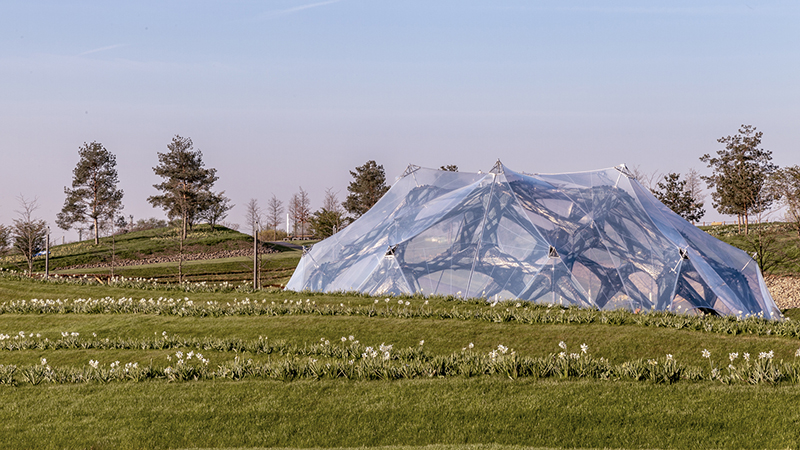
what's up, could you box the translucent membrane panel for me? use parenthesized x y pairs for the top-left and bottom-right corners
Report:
(359, 255), (413, 296)
(518, 258), (591, 307)
(466, 175), (550, 299)
(674, 259), (718, 314)
(398, 180), (493, 297)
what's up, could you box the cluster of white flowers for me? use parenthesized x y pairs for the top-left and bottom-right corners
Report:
(0, 331), (42, 340)
(362, 346), (379, 359)
(61, 332), (79, 337)
(488, 344), (511, 359)
(89, 360), (99, 369)
(729, 352), (739, 362)
(758, 350), (775, 360)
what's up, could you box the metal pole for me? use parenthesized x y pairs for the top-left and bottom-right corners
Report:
(253, 220), (259, 290)
(45, 227), (50, 279)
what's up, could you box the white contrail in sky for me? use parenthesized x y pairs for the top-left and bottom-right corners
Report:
(259, 0), (341, 19)
(78, 44), (125, 56)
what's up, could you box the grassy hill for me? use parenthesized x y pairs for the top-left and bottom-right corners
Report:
(0, 224), (303, 285)
(699, 222), (800, 276)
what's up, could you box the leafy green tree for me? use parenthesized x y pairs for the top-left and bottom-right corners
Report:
(653, 173), (705, 223)
(148, 135), (218, 240)
(440, 165), (458, 172)
(343, 160), (389, 219)
(56, 142), (124, 245)
(700, 125), (776, 234)
(770, 165), (800, 237)
(12, 196), (47, 276)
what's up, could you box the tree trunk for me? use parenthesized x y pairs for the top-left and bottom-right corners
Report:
(94, 217), (99, 245)
(178, 228), (183, 284)
(253, 224), (258, 290)
(744, 214), (749, 236)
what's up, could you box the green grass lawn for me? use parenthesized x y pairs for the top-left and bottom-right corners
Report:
(3, 274), (800, 449)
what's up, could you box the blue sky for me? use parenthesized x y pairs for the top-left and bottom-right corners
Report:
(1, 1), (798, 240)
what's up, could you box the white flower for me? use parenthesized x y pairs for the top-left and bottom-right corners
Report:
(385, 298), (390, 303)
(424, 300), (429, 305)
(341, 336), (347, 342)
(666, 354), (673, 361)
(729, 352), (738, 362)
(580, 343), (588, 354)
(515, 303), (521, 308)
(175, 351), (183, 359)
(558, 351), (566, 359)
(558, 341), (567, 350)
(468, 342), (474, 349)
(405, 301), (410, 306)
(419, 340), (424, 346)
(744, 352), (750, 361)
(497, 344), (508, 354)
(374, 299), (379, 304)
(383, 351), (390, 360)
(795, 347), (800, 358)
(89, 360), (99, 369)
(702, 349), (710, 359)
(40, 358), (47, 366)
(398, 299), (404, 305)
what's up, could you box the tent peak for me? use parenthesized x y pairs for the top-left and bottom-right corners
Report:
(615, 164), (635, 179)
(400, 164), (421, 178)
(490, 160), (504, 174)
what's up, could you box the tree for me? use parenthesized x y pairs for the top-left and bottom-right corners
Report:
(12, 196), (47, 276)
(197, 191), (233, 230)
(343, 160), (389, 219)
(440, 165), (458, 172)
(245, 199), (263, 289)
(629, 165), (661, 192)
(770, 165), (800, 237)
(700, 125), (777, 234)
(684, 168), (706, 214)
(0, 224), (10, 256)
(264, 194), (284, 241)
(56, 141), (124, 245)
(309, 188), (347, 239)
(288, 187), (311, 237)
(148, 135), (219, 240)
(653, 173), (705, 223)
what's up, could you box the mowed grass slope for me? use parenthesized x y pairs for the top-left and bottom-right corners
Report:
(0, 224), (291, 272)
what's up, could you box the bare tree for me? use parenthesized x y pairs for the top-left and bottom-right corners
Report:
(770, 165), (800, 237)
(265, 194), (284, 241)
(245, 199), (263, 289)
(628, 165), (661, 192)
(12, 196), (48, 276)
(684, 168), (706, 212)
(288, 187), (311, 238)
(0, 224), (10, 256)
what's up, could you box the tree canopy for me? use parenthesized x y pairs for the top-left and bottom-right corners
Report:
(148, 135), (218, 239)
(770, 165), (800, 236)
(343, 160), (389, 218)
(56, 141), (123, 244)
(653, 172), (705, 223)
(700, 125), (776, 233)
(12, 196), (47, 276)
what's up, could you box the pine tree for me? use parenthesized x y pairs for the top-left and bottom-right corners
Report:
(148, 135), (218, 240)
(56, 142), (124, 244)
(343, 160), (389, 218)
(653, 173), (705, 223)
(700, 125), (776, 234)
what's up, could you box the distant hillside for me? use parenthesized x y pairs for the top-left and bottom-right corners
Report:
(0, 224), (289, 273)
(698, 222), (800, 276)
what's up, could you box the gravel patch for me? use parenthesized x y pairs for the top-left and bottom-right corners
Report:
(765, 276), (800, 310)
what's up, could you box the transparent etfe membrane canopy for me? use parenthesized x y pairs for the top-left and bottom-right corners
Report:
(286, 162), (781, 320)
